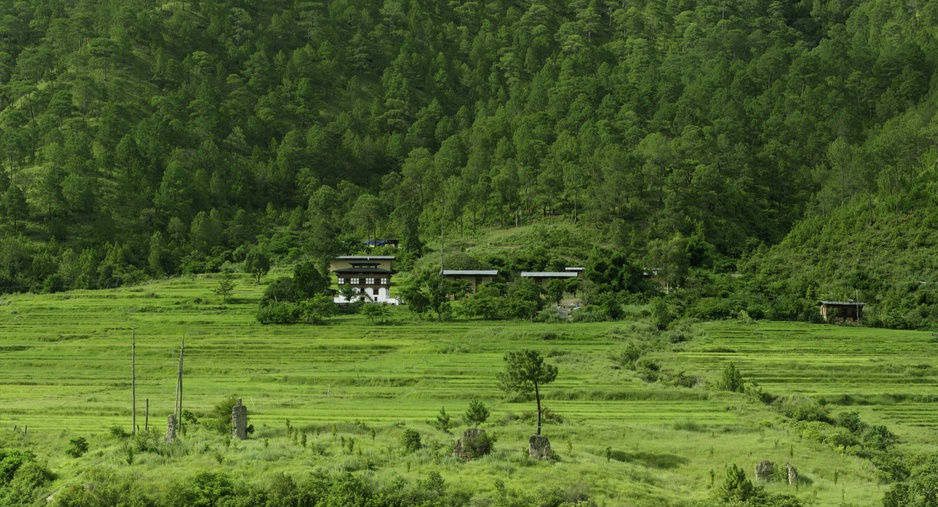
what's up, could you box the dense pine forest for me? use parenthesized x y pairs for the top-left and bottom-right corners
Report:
(1, 0), (938, 325)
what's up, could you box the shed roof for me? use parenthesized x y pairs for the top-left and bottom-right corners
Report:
(335, 255), (396, 260)
(520, 272), (578, 278)
(818, 300), (866, 306)
(441, 270), (499, 276)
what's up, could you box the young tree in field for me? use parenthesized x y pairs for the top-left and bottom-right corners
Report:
(497, 349), (558, 435)
(465, 399), (489, 428)
(243, 249), (270, 283)
(718, 362), (745, 393)
(435, 406), (452, 433)
(214, 270), (237, 303)
(545, 278), (566, 305)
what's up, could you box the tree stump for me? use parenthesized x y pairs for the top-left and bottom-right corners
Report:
(528, 434), (551, 460)
(453, 428), (492, 460)
(755, 460), (774, 481)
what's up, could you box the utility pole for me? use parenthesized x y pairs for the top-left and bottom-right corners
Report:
(440, 195), (445, 276)
(855, 289), (860, 321)
(131, 328), (136, 435)
(175, 336), (185, 435)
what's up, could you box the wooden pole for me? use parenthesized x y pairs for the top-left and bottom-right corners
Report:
(174, 347), (179, 427)
(132, 328), (136, 435)
(440, 196), (445, 301)
(177, 336), (185, 434)
(145, 398), (149, 432)
(175, 336), (184, 434)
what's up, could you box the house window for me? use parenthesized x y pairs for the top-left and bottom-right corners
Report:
(350, 277), (360, 285)
(380, 278), (388, 285)
(365, 278), (375, 285)
(337, 277), (345, 285)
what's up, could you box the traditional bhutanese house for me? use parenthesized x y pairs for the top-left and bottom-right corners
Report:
(818, 300), (865, 323)
(330, 256), (397, 304)
(519, 270), (579, 287)
(440, 270), (499, 294)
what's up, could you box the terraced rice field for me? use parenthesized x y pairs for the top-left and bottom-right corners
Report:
(675, 321), (938, 439)
(0, 276), (743, 434)
(1, 277), (927, 505)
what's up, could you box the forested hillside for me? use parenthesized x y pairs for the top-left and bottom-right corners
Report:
(1, 0), (937, 324)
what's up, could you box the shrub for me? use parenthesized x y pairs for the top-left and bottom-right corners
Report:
(716, 464), (758, 503)
(400, 429), (421, 454)
(0, 460), (55, 507)
(109, 426), (130, 439)
(257, 301), (300, 324)
(837, 411), (865, 434)
(532, 308), (565, 323)
(717, 362), (745, 393)
(462, 431), (495, 458)
(65, 437), (89, 458)
(776, 396), (830, 423)
(650, 297), (675, 329)
(612, 342), (642, 369)
(636, 358), (660, 382)
(205, 396), (240, 435)
(825, 427), (861, 451)
(863, 425), (898, 451)
(263, 277), (294, 303)
(569, 304), (610, 322)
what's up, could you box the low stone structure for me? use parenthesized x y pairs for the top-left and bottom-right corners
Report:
(755, 460), (774, 481)
(165, 414), (176, 443)
(785, 462), (798, 485)
(232, 399), (248, 439)
(528, 435), (551, 460)
(453, 428), (492, 460)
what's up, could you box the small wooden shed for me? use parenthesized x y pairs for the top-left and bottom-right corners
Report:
(818, 300), (865, 323)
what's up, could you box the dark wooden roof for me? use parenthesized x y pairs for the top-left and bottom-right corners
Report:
(818, 300), (866, 306)
(334, 267), (394, 275)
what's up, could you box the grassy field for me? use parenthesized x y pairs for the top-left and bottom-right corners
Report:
(1, 274), (932, 505)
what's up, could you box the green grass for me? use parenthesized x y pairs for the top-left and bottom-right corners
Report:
(0, 277), (927, 505)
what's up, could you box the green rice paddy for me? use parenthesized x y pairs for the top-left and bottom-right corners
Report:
(1, 275), (934, 505)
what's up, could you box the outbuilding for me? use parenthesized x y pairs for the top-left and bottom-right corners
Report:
(818, 300), (865, 323)
(440, 270), (499, 294)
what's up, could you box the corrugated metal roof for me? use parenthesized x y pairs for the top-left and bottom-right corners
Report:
(335, 256), (396, 260)
(520, 272), (578, 278)
(441, 270), (498, 276)
(818, 300), (866, 306)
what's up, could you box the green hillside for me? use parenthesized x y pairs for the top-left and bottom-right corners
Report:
(742, 172), (938, 329)
(0, 0), (937, 325)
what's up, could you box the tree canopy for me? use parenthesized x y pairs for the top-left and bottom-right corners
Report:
(0, 0), (937, 326)
(497, 349), (558, 436)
